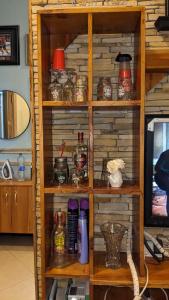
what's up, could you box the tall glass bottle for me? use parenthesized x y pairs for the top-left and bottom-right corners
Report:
(73, 132), (88, 184)
(54, 209), (65, 255)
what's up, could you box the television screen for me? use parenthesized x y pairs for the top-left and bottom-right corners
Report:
(144, 115), (169, 227)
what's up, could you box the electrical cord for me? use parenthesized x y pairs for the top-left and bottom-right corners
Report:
(127, 225), (141, 300)
(103, 286), (111, 300)
(127, 227), (150, 300)
(161, 288), (169, 300)
(139, 263), (149, 297)
(144, 231), (169, 258)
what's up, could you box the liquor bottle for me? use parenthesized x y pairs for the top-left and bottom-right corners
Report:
(54, 209), (65, 255)
(73, 132), (88, 184)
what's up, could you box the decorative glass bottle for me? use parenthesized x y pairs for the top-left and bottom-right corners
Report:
(72, 132), (88, 184)
(75, 75), (88, 103)
(54, 209), (65, 255)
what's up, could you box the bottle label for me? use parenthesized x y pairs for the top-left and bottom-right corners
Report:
(18, 165), (25, 171)
(55, 171), (66, 184)
(55, 232), (64, 253)
(76, 154), (87, 169)
(103, 86), (112, 98)
(67, 211), (78, 253)
(78, 222), (82, 255)
(119, 69), (131, 79)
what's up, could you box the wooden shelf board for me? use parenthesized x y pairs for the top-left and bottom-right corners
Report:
(45, 261), (89, 278)
(92, 254), (169, 288)
(92, 100), (141, 107)
(44, 183), (89, 194)
(93, 180), (140, 195)
(92, 252), (132, 286)
(43, 100), (141, 108)
(43, 181), (141, 195)
(139, 258), (169, 288)
(146, 49), (169, 73)
(43, 100), (88, 107)
(0, 180), (33, 186)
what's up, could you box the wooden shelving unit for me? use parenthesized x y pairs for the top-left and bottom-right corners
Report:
(36, 6), (169, 299)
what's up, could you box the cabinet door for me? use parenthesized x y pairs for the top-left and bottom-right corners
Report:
(11, 186), (31, 233)
(0, 187), (12, 232)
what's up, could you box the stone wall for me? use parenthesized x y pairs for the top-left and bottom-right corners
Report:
(30, 0), (169, 298)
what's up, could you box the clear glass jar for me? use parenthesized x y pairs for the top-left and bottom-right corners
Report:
(97, 77), (112, 100)
(49, 82), (63, 101)
(54, 157), (69, 185)
(75, 75), (88, 103)
(63, 78), (74, 101)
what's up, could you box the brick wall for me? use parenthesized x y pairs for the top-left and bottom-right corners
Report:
(30, 0), (169, 298)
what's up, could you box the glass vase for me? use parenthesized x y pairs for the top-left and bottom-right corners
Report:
(100, 222), (126, 269)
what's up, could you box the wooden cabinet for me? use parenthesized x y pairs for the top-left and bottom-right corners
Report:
(0, 183), (33, 234)
(35, 5), (158, 300)
(0, 186), (12, 232)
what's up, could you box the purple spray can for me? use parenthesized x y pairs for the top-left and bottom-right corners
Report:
(78, 210), (88, 264)
(67, 198), (79, 254)
(80, 197), (89, 236)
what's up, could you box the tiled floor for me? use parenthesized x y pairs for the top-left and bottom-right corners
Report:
(0, 234), (36, 300)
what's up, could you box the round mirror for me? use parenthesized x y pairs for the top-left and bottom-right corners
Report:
(0, 90), (30, 139)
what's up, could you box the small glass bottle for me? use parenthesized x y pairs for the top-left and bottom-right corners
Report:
(72, 132), (88, 184)
(75, 75), (88, 103)
(54, 157), (69, 185)
(97, 77), (112, 100)
(17, 153), (25, 181)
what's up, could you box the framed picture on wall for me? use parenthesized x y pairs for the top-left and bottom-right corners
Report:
(0, 26), (20, 65)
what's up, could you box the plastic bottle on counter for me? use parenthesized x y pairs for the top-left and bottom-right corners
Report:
(67, 198), (79, 254)
(17, 153), (25, 181)
(78, 210), (88, 264)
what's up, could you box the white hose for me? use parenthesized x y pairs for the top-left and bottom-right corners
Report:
(127, 225), (141, 299)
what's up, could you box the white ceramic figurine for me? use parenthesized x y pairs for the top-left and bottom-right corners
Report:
(107, 159), (125, 188)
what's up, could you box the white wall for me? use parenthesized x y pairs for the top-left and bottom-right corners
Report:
(0, 0), (31, 149)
